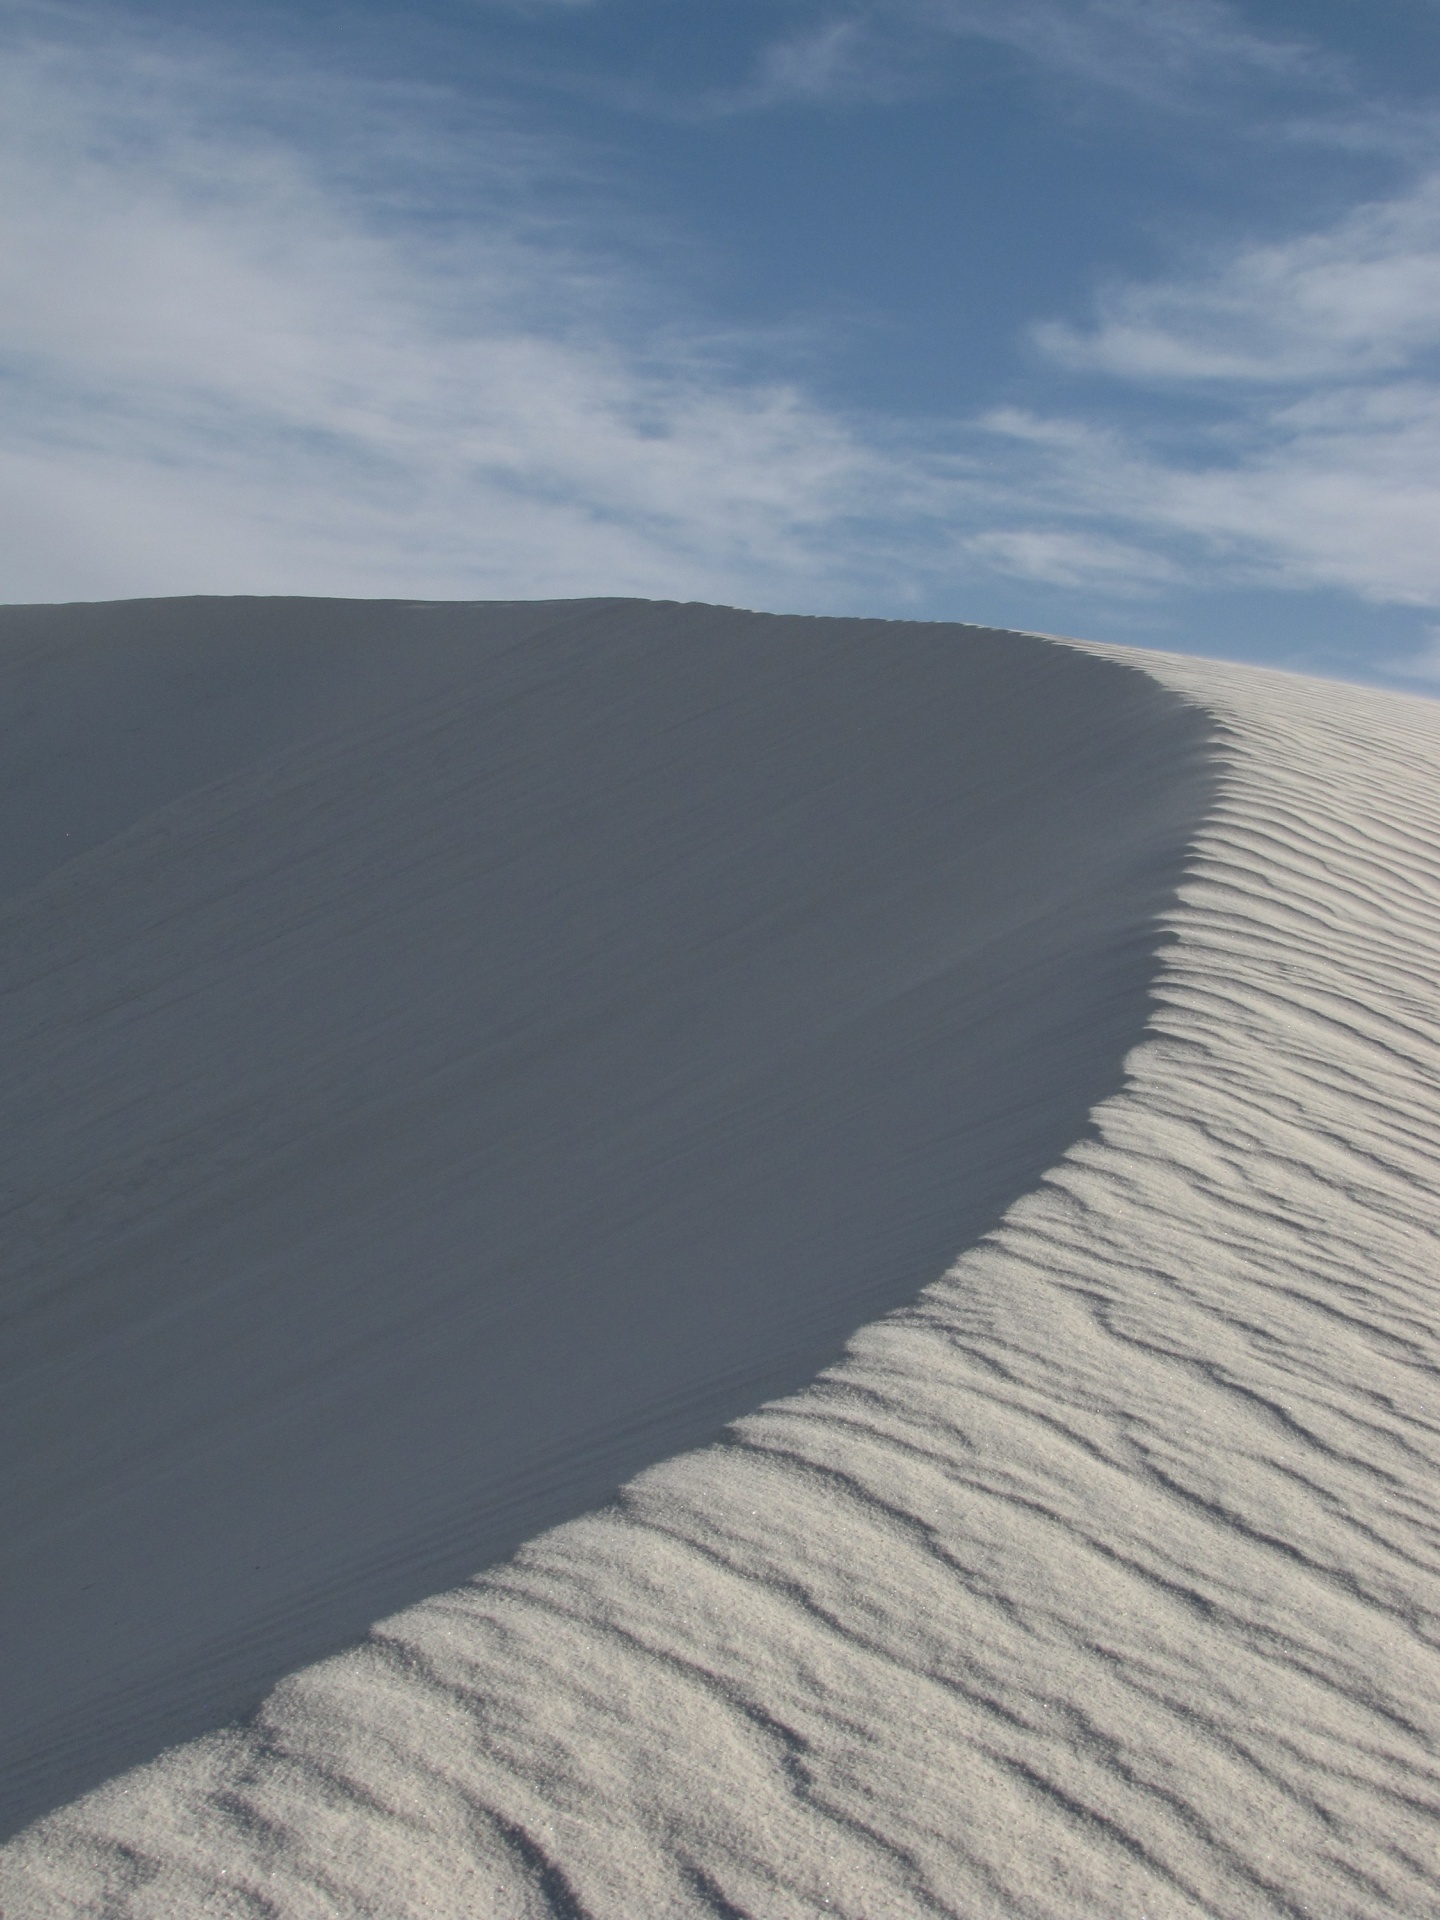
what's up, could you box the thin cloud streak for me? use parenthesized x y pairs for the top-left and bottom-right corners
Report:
(0, 11), (940, 605)
(989, 172), (1440, 615)
(962, 528), (1185, 594)
(979, 391), (1440, 610)
(913, 0), (1329, 95)
(4, 0), (1440, 666)
(711, 0), (1334, 118)
(1037, 175), (1440, 381)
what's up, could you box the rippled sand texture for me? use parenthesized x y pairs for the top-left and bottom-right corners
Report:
(4, 608), (1439, 1917)
(0, 600), (1210, 1835)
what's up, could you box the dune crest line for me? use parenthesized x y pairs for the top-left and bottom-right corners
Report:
(5, 610), (1438, 1915)
(0, 600), (1210, 1843)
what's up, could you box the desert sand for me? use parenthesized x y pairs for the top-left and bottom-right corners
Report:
(0, 598), (1436, 1917)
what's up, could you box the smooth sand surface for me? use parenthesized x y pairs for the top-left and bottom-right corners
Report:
(2, 601), (1437, 1916)
(0, 599), (1209, 1838)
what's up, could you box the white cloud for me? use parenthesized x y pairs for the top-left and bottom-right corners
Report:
(948, 170), (1440, 617)
(748, 20), (880, 107)
(675, 16), (921, 118)
(979, 381), (1440, 610)
(727, 0), (1329, 115)
(918, 0), (1325, 95)
(963, 527), (1181, 592)
(1036, 175), (1440, 381)
(0, 8), (928, 604)
(5, 0), (1439, 646)
(1384, 627), (1440, 683)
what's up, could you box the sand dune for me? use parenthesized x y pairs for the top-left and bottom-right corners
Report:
(2, 601), (1437, 1916)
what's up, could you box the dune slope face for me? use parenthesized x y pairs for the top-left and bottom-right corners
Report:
(0, 599), (1211, 1841)
(3, 612), (1437, 1918)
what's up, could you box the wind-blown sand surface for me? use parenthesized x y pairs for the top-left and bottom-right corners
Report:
(1, 600), (1437, 1917)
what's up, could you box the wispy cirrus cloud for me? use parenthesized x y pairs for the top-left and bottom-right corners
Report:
(961, 527), (1184, 594)
(656, 16), (917, 117)
(0, 6), (942, 605)
(5, 0), (1440, 685)
(978, 383), (1440, 611)
(977, 166), (1440, 623)
(713, 0), (1335, 117)
(915, 0), (1329, 96)
(1376, 624), (1440, 684)
(1036, 174), (1440, 381)
(744, 19), (883, 107)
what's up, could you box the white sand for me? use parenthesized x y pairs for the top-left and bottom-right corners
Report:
(1, 601), (1437, 1916)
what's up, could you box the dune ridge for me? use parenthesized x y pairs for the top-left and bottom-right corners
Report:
(4, 608), (1439, 1916)
(0, 599), (1210, 1841)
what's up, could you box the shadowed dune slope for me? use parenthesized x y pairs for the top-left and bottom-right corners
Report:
(0, 599), (1214, 1838)
(5, 633), (1437, 1920)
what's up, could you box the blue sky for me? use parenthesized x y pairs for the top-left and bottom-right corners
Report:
(3, 0), (1440, 681)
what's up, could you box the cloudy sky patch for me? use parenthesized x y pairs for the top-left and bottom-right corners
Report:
(3, 0), (1440, 680)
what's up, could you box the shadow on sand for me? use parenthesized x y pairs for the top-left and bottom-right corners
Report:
(0, 598), (1215, 1835)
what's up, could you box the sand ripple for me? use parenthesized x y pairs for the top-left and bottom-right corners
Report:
(4, 621), (1438, 1917)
